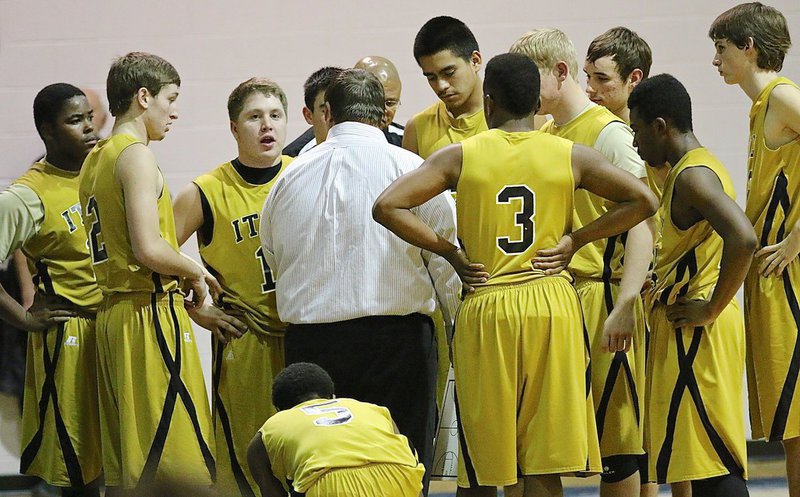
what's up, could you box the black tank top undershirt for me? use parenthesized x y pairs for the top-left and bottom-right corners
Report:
(197, 158), (283, 246)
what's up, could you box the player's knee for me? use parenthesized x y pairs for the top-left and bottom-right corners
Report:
(600, 455), (639, 483)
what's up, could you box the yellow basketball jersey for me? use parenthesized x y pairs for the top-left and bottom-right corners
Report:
(78, 134), (180, 295)
(413, 100), (488, 159)
(746, 77), (800, 247)
(651, 148), (735, 306)
(259, 398), (420, 493)
(193, 157), (293, 335)
(541, 105), (626, 280)
(456, 129), (575, 286)
(14, 161), (103, 310)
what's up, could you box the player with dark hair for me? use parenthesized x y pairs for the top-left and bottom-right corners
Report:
(403, 16), (486, 158)
(628, 73), (754, 497)
(247, 363), (425, 497)
(0, 83), (101, 497)
(374, 52), (658, 497)
(283, 66), (344, 156)
(709, 3), (800, 494)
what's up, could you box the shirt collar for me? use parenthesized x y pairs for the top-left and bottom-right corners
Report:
(327, 121), (387, 143)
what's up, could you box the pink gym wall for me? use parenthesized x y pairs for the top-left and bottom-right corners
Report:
(0, 0), (798, 475)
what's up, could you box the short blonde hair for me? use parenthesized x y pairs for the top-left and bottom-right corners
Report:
(510, 28), (579, 81)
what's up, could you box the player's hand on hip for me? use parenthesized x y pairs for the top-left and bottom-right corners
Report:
(533, 234), (576, 275)
(23, 293), (78, 332)
(756, 233), (800, 278)
(445, 247), (488, 293)
(666, 298), (715, 328)
(186, 303), (247, 343)
(602, 304), (634, 352)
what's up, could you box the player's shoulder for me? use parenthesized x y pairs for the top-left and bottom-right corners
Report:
(769, 81), (800, 116)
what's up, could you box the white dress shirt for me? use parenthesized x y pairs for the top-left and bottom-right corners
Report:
(261, 121), (460, 329)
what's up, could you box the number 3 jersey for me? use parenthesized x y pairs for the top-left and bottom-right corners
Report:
(78, 134), (180, 295)
(456, 128), (575, 286)
(193, 158), (292, 335)
(258, 397), (421, 493)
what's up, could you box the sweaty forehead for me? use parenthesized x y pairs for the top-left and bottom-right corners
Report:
(420, 49), (466, 72)
(57, 95), (91, 117)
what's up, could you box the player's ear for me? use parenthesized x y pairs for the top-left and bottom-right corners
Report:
(323, 102), (334, 128)
(628, 68), (644, 88)
(470, 51), (482, 71)
(135, 87), (150, 110)
(230, 120), (239, 140)
(302, 106), (314, 125)
(483, 94), (494, 120)
(654, 117), (668, 135)
(555, 61), (570, 83)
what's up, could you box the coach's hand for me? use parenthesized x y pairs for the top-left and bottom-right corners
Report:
(444, 247), (488, 293)
(602, 301), (634, 352)
(533, 234), (576, 275)
(666, 298), (716, 328)
(186, 303), (247, 343)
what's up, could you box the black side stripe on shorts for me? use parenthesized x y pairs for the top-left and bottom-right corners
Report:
(452, 389), (479, 488)
(139, 293), (216, 486)
(655, 328), (742, 483)
(760, 171), (800, 441)
(212, 340), (256, 497)
(20, 322), (85, 487)
(595, 351), (641, 444)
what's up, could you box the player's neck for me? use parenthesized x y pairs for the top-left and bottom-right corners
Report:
(445, 79), (483, 119)
(43, 150), (81, 172)
(667, 132), (702, 167)
(613, 105), (631, 124)
(112, 116), (149, 144)
(495, 114), (538, 133)
(237, 151), (281, 169)
(739, 69), (780, 102)
(551, 83), (591, 126)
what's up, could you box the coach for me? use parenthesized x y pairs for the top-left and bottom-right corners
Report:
(259, 68), (460, 491)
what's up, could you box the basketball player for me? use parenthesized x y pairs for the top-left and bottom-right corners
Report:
(373, 53), (658, 497)
(78, 52), (217, 493)
(709, 4), (800, 495)
(283, 67), (343, 157)
(511, 29), (653, 497)
(247, 362), (425, 497)
(629, 73), (753, 496)
(403, 16), (487, 158)
(173, 77), (292, 497)
(0, 84), (101, 497)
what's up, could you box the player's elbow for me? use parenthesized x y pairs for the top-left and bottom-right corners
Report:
(634, 188), (659, 221)
(372, 197), (392, 228)
(738, 227), (758, 255)
(131, 238), (160, 270)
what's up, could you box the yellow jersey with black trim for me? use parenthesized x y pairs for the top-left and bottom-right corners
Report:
(14, 161), (102, 311)
(456, 128), (575, 286)
(746, 77), (800, 248)
(259, 397), (420, 493)
(413, 100), (487, 159)
(541, 105), (626, 280)
(78, 134), (180, 295)
(651, 148), (735, 306)
(193, 157), (293, 336)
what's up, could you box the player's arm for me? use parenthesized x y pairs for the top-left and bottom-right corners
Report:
(595, 123), (656, 352)
(373, 143), (489, 286)
(534, 144), (658, 274)
(401, 116), (419, 154)
(756, 84), (800, 276)
(173, 182), (204, 246)
(12, 250), (34, 310)
(0, 189), (76, 331)
(116, 144), (221, 303)
(246, 434), (287, 497)
(665, 167), (757, 327)
(172, 182), (246, 341)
